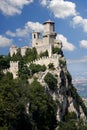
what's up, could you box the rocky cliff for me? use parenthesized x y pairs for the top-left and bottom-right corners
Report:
(28, 48), (87, 126)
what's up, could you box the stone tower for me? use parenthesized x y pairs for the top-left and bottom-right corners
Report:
(32, 20), (57, 57)
(21, 46), (28, 57)
(10, 61), (19, 79)
(43, 20), (56, 57)
(43, 20), (56, 45)
(10, 45), (17, 57)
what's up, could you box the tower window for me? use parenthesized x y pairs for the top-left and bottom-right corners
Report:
(34, 34), (36, 38)
(36, 43), (38, 45)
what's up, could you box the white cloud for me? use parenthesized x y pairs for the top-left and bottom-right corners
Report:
(72, 16), (87, 32)
(0, 35), (13, 47)
(0, 0), (33, 16)
(80, 40), (87, 48)
(6, 21), (43, 38)
(6, 31), (16, 37)
(68, 56), (87, 64)
(40, 0), (77, 19)
(25, 22), (44, 32)
(40, 0), (49, 6)
(56, 34), (75, 51)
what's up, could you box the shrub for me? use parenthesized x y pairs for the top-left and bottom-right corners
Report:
(29, 64), (46, 74)
(48, 63), (55, 70)
(59, 59), (66, 66)
(40, 50), (48, 58)
(44, 72), (57, 90)
(65, 112), (77, 122)
(66, 71), (72, 84)
(52, 47), (60, 54)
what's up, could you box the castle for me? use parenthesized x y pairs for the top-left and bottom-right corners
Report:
(10, 20), (62, 57)
(7, 20), (62, 78)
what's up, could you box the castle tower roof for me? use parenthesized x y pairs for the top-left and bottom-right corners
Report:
(43, 20), (54, 25)
(10, 45), (17, 48)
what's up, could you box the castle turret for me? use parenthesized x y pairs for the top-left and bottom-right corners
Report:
(43, 20), (57, 57)
(43, 20), (56, 45)
(10, 61), (19, 79)
(21, 46), (28, 57)
(10, 45), (17, 57)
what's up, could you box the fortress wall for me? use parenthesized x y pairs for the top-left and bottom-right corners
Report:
(32, 55), (59, 68)
(9, 61), (19, 79)
(3, 68), (10, 74)
(10, 47), (18, 57)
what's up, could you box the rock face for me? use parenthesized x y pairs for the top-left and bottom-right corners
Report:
(29, 51), (87, 123)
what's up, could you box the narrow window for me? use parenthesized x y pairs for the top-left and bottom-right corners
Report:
(34, 34), (36, 38)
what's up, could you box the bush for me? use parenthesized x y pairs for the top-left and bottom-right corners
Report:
(29, 64), (46, 74)
(65, 112), (77, 122)
(40, 50), (48, 58)
(23, 47), (38, 63)
(66, 71), (72, 84)
(52, 47), (60, 54)
(48, 63), (55, 70)
(59, 59), (66, 66)
(44, 72), (57, 90)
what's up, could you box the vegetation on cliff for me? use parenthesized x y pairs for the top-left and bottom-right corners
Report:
(0, 46), (87, 130)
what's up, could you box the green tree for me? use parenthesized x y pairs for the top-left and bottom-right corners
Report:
(0, 55), (10, 71)
(40, 50), (48, 58)
(44, 72), (57, 90)
(48, 63), (55, 70)
(23, 47), (37, 63)
(29, 80), (57, 130)
(29, 63), (46, 74)
(0, 73), (30, 129)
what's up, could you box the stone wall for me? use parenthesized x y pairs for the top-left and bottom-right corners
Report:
(10, 61), (19, 79)
(30, 54), (59, 68)
(3, 61), (19, 79)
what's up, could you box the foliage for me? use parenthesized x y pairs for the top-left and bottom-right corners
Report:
(0, 71), (57, 130)
(59, 59), (66, 66)
(0, 73), (30, 129)
(58, 119), (87, 130)
(1, 46), (87, 130)
(48, 63), (55, 70)
(52, 46), (64, 56)
(40, 50), (48, 58)
(29, 80), (57, 130)
(18, 64), (30, 80)
(30, 63), (46, 74)
(65, 112), (77, 122)
(67, 85), (87, 116)
(52, 46), (60, 54)
(23, 47), (38, 63)
(10, 47), (37, 64)
(66, 71), (72, 84)
(44, 72), (57, 90)
(0, 55), (10, 71)
(10, 48), (22, 61)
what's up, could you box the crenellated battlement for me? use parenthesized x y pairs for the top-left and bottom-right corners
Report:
(3, 61), (19, 79)
(27, 54), (61, 68)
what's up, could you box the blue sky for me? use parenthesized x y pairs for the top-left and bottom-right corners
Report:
(0, 0), (87, 80)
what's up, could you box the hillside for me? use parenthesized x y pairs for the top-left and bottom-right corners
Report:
(0, 45), (87, 130)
